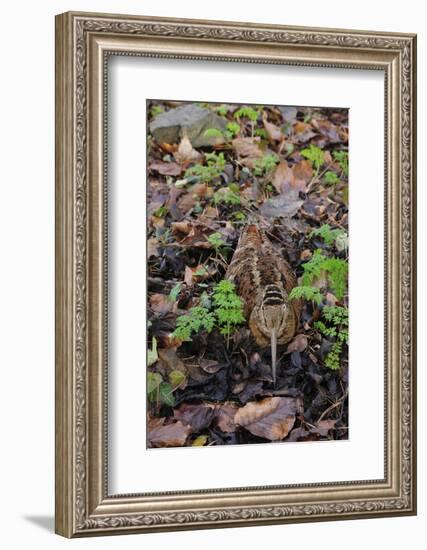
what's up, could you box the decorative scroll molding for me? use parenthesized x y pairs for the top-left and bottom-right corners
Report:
(70, 15), (415, 532)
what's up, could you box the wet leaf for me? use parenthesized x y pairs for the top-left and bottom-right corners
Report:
(280, 106), (298, 124)
(150, 293), (176, 314)
(262, 114), (283, 141)
(214, 402), (239, 432)
(292, 159), (313, 186)
(159, 383), (175, 406)
(260, 190), (303, 219)
(312, 118), (341, 143)
(147, 370), (162, 393)
(231, 137), (263, 168)
(199, 359), (223, 373)
(287, 334), (308, 354)
(148, 418), (191, 447)
(272, 161), (294, 193)
(234, 397), (303, 441)
(158, 348), (186, 373)
(237, 381), (265, 404)
(174, 402), (215, 432)
(149, 161), (182, 176)
(169, 369), (187, 389)
(293, 121), (316, 143)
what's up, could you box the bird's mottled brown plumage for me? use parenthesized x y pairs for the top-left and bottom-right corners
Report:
(225, 224), (301, 382)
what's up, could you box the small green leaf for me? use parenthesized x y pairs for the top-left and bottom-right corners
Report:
(168, 282), (182, 302)
(289, 285), (323, 305)
(147, 371), (162, 394)
(159, 383), (175, 406)
(207, 232), (226, 250)
(215, 104), (228, 116)
(233, 106), (259, 121)
(301, 145), (325, 170)
(253, 153), (279, 176)
(226, 121), (240, 138)
(169, 369), (186, 388)
(203, 128), (224, 138)
(332, 150), (349, 176)
(324, 171), (340, 185)
(192, 435), (208, 446)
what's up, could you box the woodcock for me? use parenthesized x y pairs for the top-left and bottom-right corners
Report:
(225, 224), (301, 383)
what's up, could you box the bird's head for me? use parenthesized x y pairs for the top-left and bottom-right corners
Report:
(250, 285), (289, 384)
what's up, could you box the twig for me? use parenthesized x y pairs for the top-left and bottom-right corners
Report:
(317, 390), (348, 423)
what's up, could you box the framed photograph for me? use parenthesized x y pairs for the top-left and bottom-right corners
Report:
(55, 11), (417, 537)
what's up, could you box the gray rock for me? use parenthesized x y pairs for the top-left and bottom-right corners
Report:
(150, 104), (227, 147)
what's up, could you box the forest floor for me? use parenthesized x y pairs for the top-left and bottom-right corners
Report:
(147, 100), (349, 448)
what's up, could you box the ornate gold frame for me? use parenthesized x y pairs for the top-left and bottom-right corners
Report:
(55, 11), (417, 537)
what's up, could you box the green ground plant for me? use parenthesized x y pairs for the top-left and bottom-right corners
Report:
(288, 285), (323, 305)
(314, 305), (348, 370)
(254, 153), (280, 176)
(185, 152), (226, 183)
(171, 280), (245, 343)
(310, 224), (348, 251)
(213, 187), (241, 205)
(300, 249), (348, 300)
(333, 150), (349, 176)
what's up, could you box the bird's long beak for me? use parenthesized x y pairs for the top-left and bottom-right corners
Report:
(271, 329), (277, 385)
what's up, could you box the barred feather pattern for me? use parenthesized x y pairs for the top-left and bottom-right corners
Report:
(225, 225), (300, 380)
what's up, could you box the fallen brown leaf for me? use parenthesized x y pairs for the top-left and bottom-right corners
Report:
(173, 135), (202, 164)
(287, 334), (308, 354)
(147, 237), (160, 258)
(234, 396), (303, 441)
(174, 402), (215, 432)
(292, 159), (313, 186)
(158, 348), (186, 372)
(214, 403), (239, 433)
(272, 161), (294, 193)
(231, 136), (264, 168)
(171, 220), (192, 235)
(149, 161), (182, 176)
(293, 121), (316, 143)
(148, 418), (191, 448)
(312, 118), (341, 143)
(150, 293), (176, 314)
(260, 190), (303, 219)
(262, 114), (283, 142)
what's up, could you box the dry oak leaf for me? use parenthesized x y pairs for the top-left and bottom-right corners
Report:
(147, 237), (160, 258)
(231, 137), (263, 168)
(272, 160), (311, 194)
(148, 418), (192, 448)
(272, 161), (294, 193)
(292, 159), (313, 186)
(262, 114), (283, 142)
(234, 396), (303, 441)
(292, 121), (316, 143)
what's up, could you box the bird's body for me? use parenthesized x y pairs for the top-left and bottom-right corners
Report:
(225, 224), (301, 382)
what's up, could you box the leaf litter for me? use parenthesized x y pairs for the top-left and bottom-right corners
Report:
(146, 100), (349, 448)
